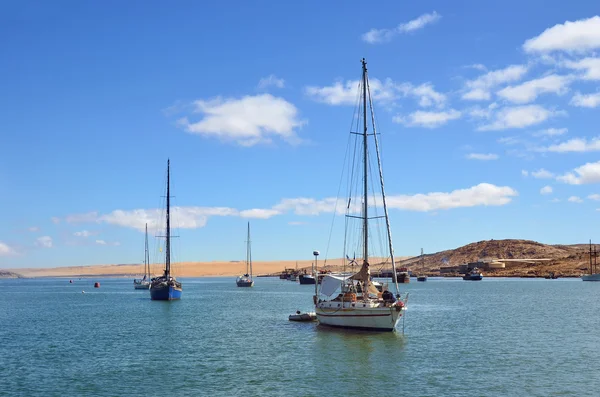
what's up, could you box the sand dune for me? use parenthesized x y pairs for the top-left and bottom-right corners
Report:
(6, 257), (409, 278)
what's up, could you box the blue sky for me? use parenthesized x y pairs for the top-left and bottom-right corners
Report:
(2, 1), (600, 268)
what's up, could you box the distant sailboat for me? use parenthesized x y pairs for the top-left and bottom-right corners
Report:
(133, 223), (151, 289)
(582, 240), (600, 281)
(314, 59), (408, 332)
(150, 159), (182, 300)
(417, 248), (427, 282)
(236, 222), (254, 287)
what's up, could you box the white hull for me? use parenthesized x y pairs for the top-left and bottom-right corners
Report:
(582, 273), (600, 281)
(316, 301), (404, 331)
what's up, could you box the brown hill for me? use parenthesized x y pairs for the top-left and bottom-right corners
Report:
(401, 239), (592, 277)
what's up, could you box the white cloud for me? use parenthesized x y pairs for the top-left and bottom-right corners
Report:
(465, 64), (487, 72)
(465, 153), (499, 160)
(557, 160), (600, 185)
(305, 79), (445, 108)
(257, 75), (285, 90)
(477, 105), (560, 131)
(521, 170), (529, 177)
(95, 240), (107, 245)
(51, 217), (60, 224)
(540, 186), (553, 195)
(0, 242), (17, 256)
(239, 209), (281, 219)
(570, 92), (600, 108)
(462, 65), (528, 101)
(288, 221), (307, 226)
(62, 183), (518, 233)
(74, 230), (92, 237)
(28, 226), (39, 232)
(305, 78), (396, 105)
(588, 194), (600, 201)
(542, 137), (600, 153)
(384, 183), (518, 211)
(533, 127), (568, 137)
(564, 57), (600, 80)
(35, 236), (52, 248)
(362, 11), (440, 43)
(177, 94), (305, 146)
(568, 196), (583, 203)
(64, 206), (275, 232)
(523, 16), (600, 53)
(531, 168), (554, 179)
(496, 74), (572, 104)
(393, 109), (461, 128)
(551, 198), (561, 203)
(497, 136), (523, 146)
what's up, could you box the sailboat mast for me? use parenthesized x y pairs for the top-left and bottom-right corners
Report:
(247, 222), (252, 277)
(145, 223), (149, 276)
(165, 159), (171, 277)
(362, 58), (369, 264)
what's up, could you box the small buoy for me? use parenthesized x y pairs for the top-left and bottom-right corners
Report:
(82, 290), (85, 294)
(94, 282), (100, 288)
(69, 280), (73, 283)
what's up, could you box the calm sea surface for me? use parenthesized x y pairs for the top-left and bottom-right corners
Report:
(1, 276), (599, 396)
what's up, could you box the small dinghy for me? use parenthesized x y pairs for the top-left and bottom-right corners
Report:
(288, 310), (317, 322)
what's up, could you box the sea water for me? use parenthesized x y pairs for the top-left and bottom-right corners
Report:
(1, 276), (599, 396)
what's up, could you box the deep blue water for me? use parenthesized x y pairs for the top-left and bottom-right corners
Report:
(1, 276), (599, 396)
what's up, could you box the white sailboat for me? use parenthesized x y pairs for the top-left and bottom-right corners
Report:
(133, 223), (151, 289)
(236, 222), (254, 287)
(314, 58), (408, 332)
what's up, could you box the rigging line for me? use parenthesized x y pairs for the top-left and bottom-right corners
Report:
(324, 70), (363, 268)
(367, 69), (400, 296)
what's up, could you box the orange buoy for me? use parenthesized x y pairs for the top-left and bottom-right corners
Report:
(94, 282), (100, 288)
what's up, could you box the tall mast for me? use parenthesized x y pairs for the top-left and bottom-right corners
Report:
(362, 58), (369, 264)
(144, 223), (149, 277)
(590, 240), (593, 275)
(246, 222), (252, 277)
(165, 159), (171, 277)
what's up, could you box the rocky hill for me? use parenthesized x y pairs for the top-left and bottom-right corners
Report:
(0, 270), (24, 279)
(401, 239), (592, 277)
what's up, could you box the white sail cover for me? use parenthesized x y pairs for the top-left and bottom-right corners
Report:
(320, 274), (350, 297)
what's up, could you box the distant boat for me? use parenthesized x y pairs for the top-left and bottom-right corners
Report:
(582, 240), (600, 281)
(314, 59), (407, 332)
(299, 273), (316, 285)
(396, 267), (410, 283)
(133, 223), (151, 290)
(544, 272), (559, 279)
(150, 159), (182, 301)
(289, 311), (317, 322)
(236, 222), (254, 287)
(416, 248), (427, 282)
(463, 268), (483, 281)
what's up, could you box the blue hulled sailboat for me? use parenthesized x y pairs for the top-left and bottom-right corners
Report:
(150, 159), (183, 301)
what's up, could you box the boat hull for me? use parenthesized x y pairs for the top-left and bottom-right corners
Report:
(417, 276), (427, 282)
(150, 285), (182, 300)
(133, 282), (150, 290)
(316, 304), (403, 332)
(236, 280), (254, 287)
(582, 274), (600, 281)
(463, 275), (483, 281)
(298, 275), (316, 285)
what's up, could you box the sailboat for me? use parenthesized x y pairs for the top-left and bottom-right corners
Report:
(236, 222), (254, 287)
(314, 59), (408, 332)
(133, 223), (151, 289)
(582, 240), (600, 281)
(149, 159), (183, 300)
(417, 248), (427, 282)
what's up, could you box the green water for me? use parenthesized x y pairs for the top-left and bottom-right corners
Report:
(1, 277), (599, 396)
